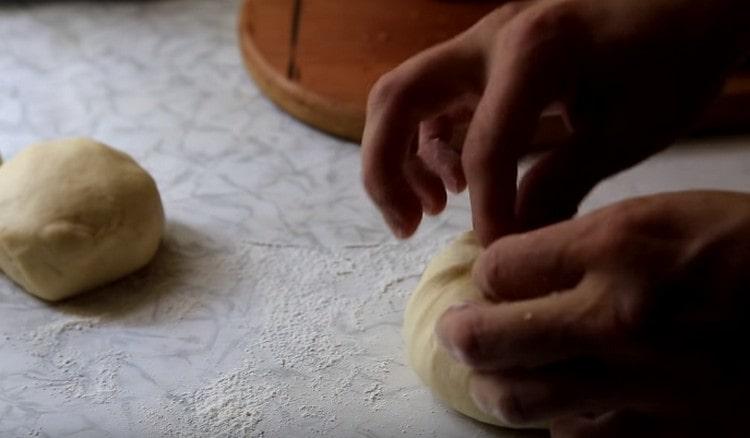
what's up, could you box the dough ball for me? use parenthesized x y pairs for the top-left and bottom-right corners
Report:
(0, 138), (165, 301)
(404, 232), (540, 429)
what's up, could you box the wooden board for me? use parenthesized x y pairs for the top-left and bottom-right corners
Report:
(238, 0), (750, 142)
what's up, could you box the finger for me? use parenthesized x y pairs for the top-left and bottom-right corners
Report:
(419, 116), (467, 193)
(463, 17), (572, 246)
(361, 3), (537, 238)
(436, 279), (612, 370)
(468, 362), (676, 427)
(404, 153), (448, 216)
(469, 368), (609, 427)
(418, 95), (478, 194)
(516, 138), (619, 231)
(472, 220), (585, 302)
(419, 95), (477, 148)
(516, 145), (593, 230)
(528, 103), (574, 153)
(362, 37), (485, 238)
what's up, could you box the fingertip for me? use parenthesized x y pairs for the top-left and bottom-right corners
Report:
(445, 180), (461, 195)
(449, 172), (467, 194)
(383, 204), (422, 239)
(435, 301), (483, 366)
(362, 160), (424, 240)
(405, 157), (448, 218)
(445, 179), (460, 195)
(442, 159), (467, 194)
(469, 375), (531, 427)
(419, 174), (447, 216)
(423, 194), (447, 217)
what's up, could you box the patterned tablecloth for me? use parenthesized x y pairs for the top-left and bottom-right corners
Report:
(1, 1), (748, 436)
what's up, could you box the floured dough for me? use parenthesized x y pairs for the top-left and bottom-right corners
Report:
(0, 138), (164, 301)
(404, 231), (536, 428)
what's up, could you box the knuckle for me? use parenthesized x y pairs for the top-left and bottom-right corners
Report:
(504, 2), (582, 55)
(367, 70), (409, 111)
(597, 224), (631, 255)
(588, 207), (645, 256)
(465, 3), (524, 44)
(499, 1), (526, 17)
(612, 292), (650, 337)
(582, 278), (648, 341)
(492, 2), (527, 23)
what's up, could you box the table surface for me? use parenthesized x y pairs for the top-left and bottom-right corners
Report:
(0, 1), (748, 437)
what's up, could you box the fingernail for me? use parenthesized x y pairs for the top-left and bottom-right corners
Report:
(436, 301), (476, 363)
(384, 213), (409, 239)
(470, 388), (514, 425)
(446, 301), (472, 312)
(390, 222), (409, 239)
(473, 379), (535, 427)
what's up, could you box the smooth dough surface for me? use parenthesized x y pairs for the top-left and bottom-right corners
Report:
(404, 232), (520, 428)
(0, 138), (164, 301)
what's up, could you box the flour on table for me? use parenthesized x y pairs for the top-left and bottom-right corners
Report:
(1, 227), (450, 437)
(23, 317), (101, 357)
(140, 237), (444, 437)
(5, 316), (127, 404)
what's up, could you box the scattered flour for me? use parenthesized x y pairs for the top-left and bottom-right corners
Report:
(140, 237), (443, 436)
(24, 317), (101, 357)
(0, 315), (128, 406)
(2, 229), (449, 436)
(52, 349), (127, 403)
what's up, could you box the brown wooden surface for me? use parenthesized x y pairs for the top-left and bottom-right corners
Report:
(238, 0), (750, 142)
(241, 0), (293, 75)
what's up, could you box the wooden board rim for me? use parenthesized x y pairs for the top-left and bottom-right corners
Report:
(238, 2), (365, 141)
(238, 0), (750, 143)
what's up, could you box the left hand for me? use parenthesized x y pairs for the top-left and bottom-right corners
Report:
(361, 0), (748, 245)
(436, 190), (750, 437)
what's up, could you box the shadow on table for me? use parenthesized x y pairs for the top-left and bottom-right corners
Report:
(55, 221), (213, 320)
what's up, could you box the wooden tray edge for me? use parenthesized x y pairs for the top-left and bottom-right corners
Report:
(238, 2), (364, 141)
(237, 0), (750, 143)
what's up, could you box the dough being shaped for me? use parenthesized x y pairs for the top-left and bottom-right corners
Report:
(0, 138), (164, 301)
(404, 231), (529, 428)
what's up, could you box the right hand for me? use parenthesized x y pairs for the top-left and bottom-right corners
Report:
(362, 0), (749, 245)
(435, 190), (750, 436)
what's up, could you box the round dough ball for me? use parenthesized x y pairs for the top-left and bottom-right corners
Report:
(0, 138), (165, 301)
(404, 231), (540, 429)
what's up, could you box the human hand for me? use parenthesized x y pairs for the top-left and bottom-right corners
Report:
(362, 0), (749, 245)
(436, 190), (750, 437)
